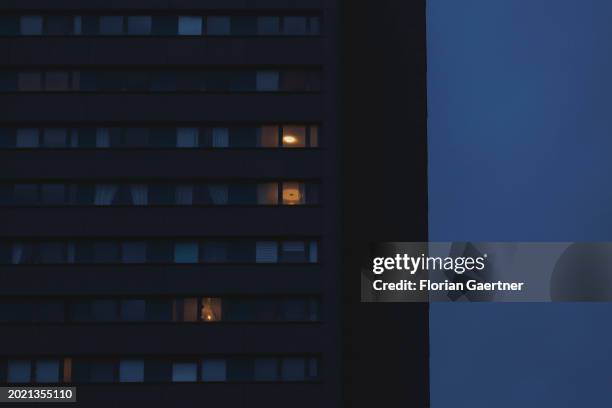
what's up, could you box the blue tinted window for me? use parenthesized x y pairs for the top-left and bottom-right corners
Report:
(35, 360), (59, 383)
(178, 16), (202, 35)
(172, 362), (197, 382)
(20, 16), (42, 35)
(119, 360), (144, 382)
(201, 359), (226, 382)
(127, 16), (151, 35)
(257, 17), (280, 35)
(120, 300), (146, 321)
(281, 358), (305, 381)
(99, 16), (123, 35)
(174, 242), (198, 263)
(8, 360), (31, 383)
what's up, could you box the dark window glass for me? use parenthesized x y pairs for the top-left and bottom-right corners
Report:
(284, 17), (307, 35)
(69, 301), (91, 322)
(226, 358), (253, 382)
(82, 17), (99, 35)
(43, 128), (68, 147)
(99, 16), (124, 35)
(91, 300), (116, 321)
(148, 241), (174, 263)
(93, 242), (120, 263)
(0, 16), (19, 35)
(150, 72), (176, 91)
(280, 241), (307, 263)
(18, 72), (42, 91)
(201, 242), (227, 262)
(231, 17), (256, 35)
(90, 361), (115, 383)
(75, 184), (95, 204)
(176, 72), (203, 91)
(124, 128), (149, 146)
(206, 72), (231, 92)
(120, 300), (146, 321)
(257, 17), (280, 35)
(124, 72), (150, 92)
(0, 185), (12, 205)
(41, 184), (66, 205)
(127, 16), (152, 35)
(74, 242), (93, 263)
(224, 299), (250, 321)
(149, 185), (175, 205)
(36, 301), (64, 322)
(121, 242), (146, 263)
(228, 185), (257, 204)
(13, 184), (38, 205)
(150, 128), (175, 148)
(229, 127), (257, 147)
(152, 16), (178, 35)
(254, 358), (278, 381)
(77, 128), (96, 147)
(0, 129), (15, 148)
(79, 71), (97, 91)
(230, 71), (255, 92)
(146, 299), (172, 321)
(281, 358), (305, 381)
(228, 241), (254, 263)
(46, 16), (73, 35)
(145, 360), (171, 382)
(207, 16), (230, 35)
(283, 299), (308, 321)
(0, 71), (17, 92)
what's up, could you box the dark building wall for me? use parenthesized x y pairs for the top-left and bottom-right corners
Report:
(0, 1), (342, 407)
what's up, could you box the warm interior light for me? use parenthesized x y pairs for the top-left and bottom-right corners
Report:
(283, 135), (298, 144)
(201, 298), (221, 322)
(283, 188), (301, 204)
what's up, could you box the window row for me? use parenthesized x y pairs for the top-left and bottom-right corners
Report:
(0, 296), (319, 323)
(0, 239), (319, 265)
(0, 15), (321, 36)
(0, 69), (321, 92)
(0, 182), (319, 206)
(1, 356), (319, 384)
(0, 125), (320, 149)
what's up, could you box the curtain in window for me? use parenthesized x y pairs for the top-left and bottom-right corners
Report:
(94, 184), (117, 205)
(130, 185), (148, 206)
(257, 183), (278, 205)
(256, 241), (278, 263)
(176, 185), (193, 205)
(176, 127), (198, 148)
(11, 243), (23, 264)
(95, 128), (110, 148)
(212, 127), (229, 148)
(209, 185), (228, 205)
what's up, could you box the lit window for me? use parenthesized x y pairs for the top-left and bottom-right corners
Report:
(256, 241), (278, 263)
(201, 359), (226, 382)
(282, 126), (306, 147)
(259, 126), (279, 147)
(173, 298), (198, 322)
(8, 360), (31, 383)
(172, 362), (197, 382)
(119, 360), (144, 383)
(257, 183), (278, 205)
(35, 360), (60, 383)
(282, 182), (305, 205)
(20, 16), (43, 35)
(174, 242), (198, 263)
(200, 297), (222, 322)
(176, 127), (198, 147)
(256, 71), (279, 91)
(178, 16), (202, 35)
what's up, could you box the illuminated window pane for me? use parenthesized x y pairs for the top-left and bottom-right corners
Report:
(8, 360), (31, 383)
(282, 126), (306, 147)
(256, 71), (279, 91)
(172, 362), (197, 382)
(309, 126), (319, 147)
(257, 183), (278, 205)
(36, 360), (59, 383)
(178, 16), (202, 35)
(256, 241), (278, 263)
(282, 182), (305, 205)
(259, 126), (279, 147)
(173, 298), (197, 322)
(174, 242), (198, 263)
(201, 297), (222, 322)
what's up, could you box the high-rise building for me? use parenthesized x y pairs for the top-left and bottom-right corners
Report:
(0, 1), (428, 407)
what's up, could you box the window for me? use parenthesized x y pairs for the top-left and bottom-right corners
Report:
(120, 300), (146, 321)
(172, 362), (197, 382)
(178, 16), (202, 35)
(284, 17), (307, 35)
(200, 297), (222, 322)
(0, 16), (18, 35)
(99, 16), (124, 35)
(20, 16), (43, 35)
(256, 241), (278, 263)
(43, 128), (68, 147)
(119, 360), (144, 382)
(122, 242), (146, 263)
(201, 359), (226, 382)
(92, 300), (116, 321)
(256, 71), (279, 91)
(282, 126), (307, 147)
(257, 17), (280, 35)
(127, 16), (152, 35)
(35, 360), (60, 383)
(257, 183), (278, 204)
(174, 242), (198, 263)
(93, 242), (120, 263)
(8, 360), (31, 383)
(282, 182), (305, 205)
(280, 241), (307, 263)
(281, 358), (305, 381)
(207, 17), (230, 35)
(176, 127), (198, 147)
(254, 358), (278, 381)
(18, 72), (42, 91)
(89, 360), (115, 383)
(46, 16), (73, 35)
(172, 298), (198, 322)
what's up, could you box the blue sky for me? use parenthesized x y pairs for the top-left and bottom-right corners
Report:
(428, 0), (612, 406)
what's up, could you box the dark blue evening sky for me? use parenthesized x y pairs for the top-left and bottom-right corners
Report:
(428, 0), (612, 406)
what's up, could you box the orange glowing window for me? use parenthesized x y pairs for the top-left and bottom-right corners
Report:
(282, 182), (304, 205)
(201, 297), (222, 322)
(282, 126), (306, 147)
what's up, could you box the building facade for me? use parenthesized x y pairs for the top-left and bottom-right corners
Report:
(0, 1), (341, 407)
